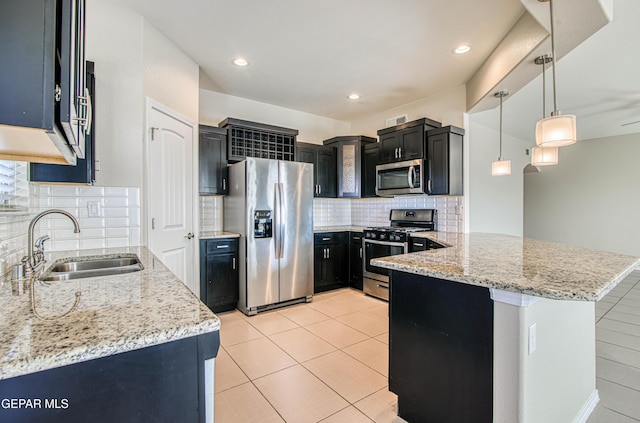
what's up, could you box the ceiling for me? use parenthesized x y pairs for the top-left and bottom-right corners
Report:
(106, 0), (640, 142)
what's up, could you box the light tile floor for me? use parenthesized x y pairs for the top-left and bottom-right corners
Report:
(214, 288), (406, 423)
(215, 270), (640, 422)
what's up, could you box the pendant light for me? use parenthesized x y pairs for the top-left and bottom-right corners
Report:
(532, 55), (559, 166)
(535, 0), (576, 147)
(492, 90), (511, 176)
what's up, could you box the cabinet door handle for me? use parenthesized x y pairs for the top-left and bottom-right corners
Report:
(223, 179), (227, 191)
(428, 179), (432, 193)
(232, 257), (236, 269)
(327, 248), (330, 259)
(319, 185), (322, 195)
(414, 243), (424, 247)
(399, 147), (402, 158)
(359, 247), (362, 258)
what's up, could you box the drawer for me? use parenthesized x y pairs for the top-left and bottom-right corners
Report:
(205, 238), (238, 254)
(314, 232), (347, 245)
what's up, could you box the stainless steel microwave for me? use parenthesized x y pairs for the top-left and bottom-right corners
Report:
(375, 159), (424, 196)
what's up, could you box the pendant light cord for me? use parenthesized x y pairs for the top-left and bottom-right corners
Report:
(499, 94), (503, 160)
(549, 0), (559, 115)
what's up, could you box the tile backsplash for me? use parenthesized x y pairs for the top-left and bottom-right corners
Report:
(200, 196), (223, 232)
(0, 184), (141, 279)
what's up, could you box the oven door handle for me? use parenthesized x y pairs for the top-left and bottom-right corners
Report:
(364, 239), (408, 248)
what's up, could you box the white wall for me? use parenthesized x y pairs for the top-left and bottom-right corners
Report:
(199, 89), (351, 144)
(467, 118), (531, 236)
(86, 0), (144, 187)
(350, 85), (466, 136)
(524, 132), (640, 256)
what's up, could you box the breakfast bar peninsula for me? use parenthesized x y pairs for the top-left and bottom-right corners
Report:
(372, 232), (640, 423)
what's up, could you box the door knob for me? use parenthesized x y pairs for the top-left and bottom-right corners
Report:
(185, 233), (194, 239)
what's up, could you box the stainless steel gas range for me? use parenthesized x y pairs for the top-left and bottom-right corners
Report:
(363, 209), (438, 301)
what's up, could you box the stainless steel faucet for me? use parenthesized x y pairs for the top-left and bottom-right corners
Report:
(18, 209), (81, 278)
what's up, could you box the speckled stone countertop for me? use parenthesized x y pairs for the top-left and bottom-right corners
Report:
(371, 233), (640, 301)
(199, 231), (240, 239)
(0, 246), (220, 380)
(314, 226), (365, 233)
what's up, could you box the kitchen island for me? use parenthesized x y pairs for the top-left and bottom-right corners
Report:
(372, 233), (640, 423)
(0, 246), (220, 423)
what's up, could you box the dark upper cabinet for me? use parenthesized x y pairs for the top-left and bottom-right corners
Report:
(296, 142), (336, 198)
(377, 118), (441, 164)
(362, 143), (380, 198)
(426, 126), (464, 196)
(0, 0), (88, 164)
(220, 117), (297, 163)
(314, 232), (348, 293)
(323, 135), (376, 198)
(200, 238), (239, 313)
(349, 232), (364, 290)
(30, 61), (96, 184)
(199, 125), (228, 195)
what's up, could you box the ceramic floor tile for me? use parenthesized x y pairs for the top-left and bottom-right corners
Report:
(333, 292), (384, 312)
(343, 338), (389, 377)
(215, 382), (284, 423)
(597, 327), (640, 351)
(375, 332), (389, 345)
(304, 350), (387, 403)
(217, 309), (248, 323)
(597, 357), (640, 391)
(305, 319), (370, 349)
(336, 311), (388, 337)
(588, 405), (640, 423)
(598, 319), (640, 338)
(354, 388), (407, 423)
(308, 298), (357, 318)
(269, 327), (337, 362)
(596, 378), (640, 420)
(597, 341), (640, 368)
(607, 310), (640, 326)
(277, 304), (331, 326)
(246, 311), (299, 336)
(220, 318), (264, 347)
(614, 304), (640, 317)
(320, 406), (374, 423)
(254, 365), (349, 423)
(225, 337), (297, 380)
(215, 347), (249, 393)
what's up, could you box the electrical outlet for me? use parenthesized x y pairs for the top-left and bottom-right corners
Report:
(528, 323), (537, 355)
(87, 201), (100, 217)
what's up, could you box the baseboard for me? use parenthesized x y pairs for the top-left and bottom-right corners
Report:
(574, 389), (599, 423)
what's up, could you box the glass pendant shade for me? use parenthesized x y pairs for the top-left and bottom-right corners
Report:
(491, 159), (511, 176)
(536, 114), (576, 147)
(531, 146), (558, 166)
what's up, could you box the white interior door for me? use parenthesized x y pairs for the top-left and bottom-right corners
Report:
(147, 102), (195, 293)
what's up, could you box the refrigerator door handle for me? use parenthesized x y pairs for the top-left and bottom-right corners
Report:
(275, 182), (285, 259)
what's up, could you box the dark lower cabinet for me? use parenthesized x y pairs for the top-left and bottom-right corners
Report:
(200, 238), (239, 313)
(314, 232), (348, 293)
(199, 125), (228, 195)
(409, 237), (445, 252)
(389, 271), (493, 422)
(0, 332), (219, 423)
(349, 232), (364, 290)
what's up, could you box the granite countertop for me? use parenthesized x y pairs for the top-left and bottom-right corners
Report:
(314, 226), (366, 233)
(199, 231), (240, 239)
(0, 246), (220, 380)
(371, 232), (640, 301)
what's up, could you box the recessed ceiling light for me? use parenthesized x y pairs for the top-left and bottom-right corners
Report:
(232, 57), (249, 67)
(453, 45), (471, 54)
(348, 93), (360, 100)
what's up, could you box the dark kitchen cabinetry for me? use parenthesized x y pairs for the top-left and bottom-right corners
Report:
(349, 232), (364, 290)
(0, 0), (89, 164)
(198, 125), (228, 195)
(426, 126), (464, 196)
(409, 237), (445, 252)
(362, 143), (380, 198)
(220, 118), (297, 163)
(296, 143), (337, 198)
(314, 232), (348, 293)
(323, 136), (376, 198)
(30, 61), (96, 184)
(200, 238), (239, 313)
(377, 118), (441, 164)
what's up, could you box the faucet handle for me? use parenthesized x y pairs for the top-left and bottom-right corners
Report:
(35, 235), (50, 249)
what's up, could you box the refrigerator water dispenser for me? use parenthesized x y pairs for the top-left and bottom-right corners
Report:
(254, 210), (272, 238)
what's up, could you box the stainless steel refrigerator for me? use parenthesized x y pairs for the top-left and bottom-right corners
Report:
(224, 158), (314, 315)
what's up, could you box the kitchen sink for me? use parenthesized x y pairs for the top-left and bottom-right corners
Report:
(39, 254), (144, 282)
